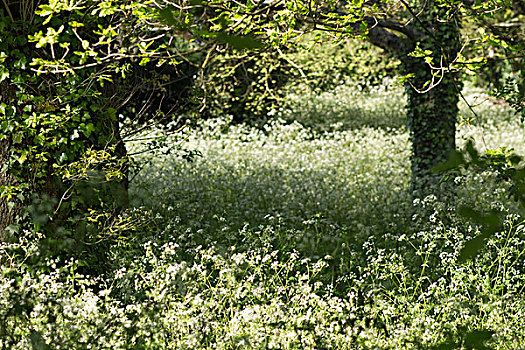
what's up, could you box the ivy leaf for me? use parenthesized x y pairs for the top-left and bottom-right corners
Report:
(0, 66), (9, 83)
(82, 123), (95, 137)
(13, 132), (23, 144)
(71, 129), (80, 140)
(17, 150), (29, 164)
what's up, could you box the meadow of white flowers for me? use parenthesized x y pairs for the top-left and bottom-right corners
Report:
(1, 82), (524, 349)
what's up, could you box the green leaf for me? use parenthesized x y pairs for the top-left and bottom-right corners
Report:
(69, 21), (84, 28)
(408, 45), (433, 58)
(17, 150), (28, 164)
(13, 132), (23, 144)
(139, 57), (150, 66)
(458, 207), (500, 228)
(0, 66), (9, 82)
(459, 232), (491, 262)
(433, 150), (465, 173)
(158, 7), (263, 50)
(82, 123), (95, 137)
(464, 329), (494, 350)
(213, 32), (264, 50)
(457, 206), (502, 262)
(35, 5), (54, 17)
(105, 108), (117, 121)
(465, 140), (481, 165)
(158, 8), (185, 29)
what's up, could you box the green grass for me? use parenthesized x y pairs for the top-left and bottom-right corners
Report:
(1, 82), (524, 349)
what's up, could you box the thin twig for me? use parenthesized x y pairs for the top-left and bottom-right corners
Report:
(1, 0), (14, 22)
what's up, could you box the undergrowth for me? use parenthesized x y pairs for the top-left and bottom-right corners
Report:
(1, 83), (524, 349)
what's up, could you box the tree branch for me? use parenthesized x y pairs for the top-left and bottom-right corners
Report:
(374, 19), (425, 41)
(461, 0), (489, 6)
(296, 13), (414, 56)
(367, 24), (412, 56)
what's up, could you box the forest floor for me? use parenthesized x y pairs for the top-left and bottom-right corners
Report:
(2, 82), (524, 349)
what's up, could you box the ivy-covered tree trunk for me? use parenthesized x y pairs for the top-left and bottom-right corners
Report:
(0, 141), (17, 236)
(403, 3), (462, 197)
(0, 80), (19, 237)
(405, 61), (460, 197)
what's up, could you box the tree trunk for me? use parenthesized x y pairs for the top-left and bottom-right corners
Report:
(0, 141), (17, 237)
(405, 60), (459, 198)
(0, 80), (19, 238)
(403, 3), (462, 198)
